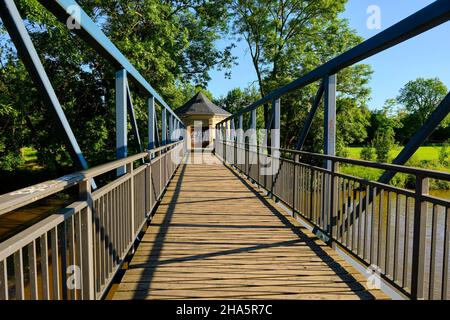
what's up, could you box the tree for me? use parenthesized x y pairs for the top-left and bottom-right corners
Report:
(369, 103), (401, 163)
(230, 0), (373, 151)
(214, 86), (261, 114)
(396, 77), (449, 144)
(0, 0), (234, 174)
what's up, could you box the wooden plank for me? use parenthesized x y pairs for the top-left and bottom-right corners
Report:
(111, 153), (389, 300)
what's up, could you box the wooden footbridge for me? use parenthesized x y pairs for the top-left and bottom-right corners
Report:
(111, 153), (387, 300)
(1, 0), (450, 300)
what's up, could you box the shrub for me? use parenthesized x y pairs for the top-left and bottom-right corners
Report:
(360, 145), (375, 161)
(439, 141), (450, 165)
(373, 130), (395, 163)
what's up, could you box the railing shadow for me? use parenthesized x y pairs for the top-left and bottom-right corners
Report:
(223, 164), (376, 300)
(131, 162), (188, 299)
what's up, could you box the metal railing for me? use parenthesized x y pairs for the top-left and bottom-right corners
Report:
(0, 140), (187, 300)
(216, 140), (450, 300)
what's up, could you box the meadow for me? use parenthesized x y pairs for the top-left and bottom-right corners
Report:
(342, 145), (449, 190)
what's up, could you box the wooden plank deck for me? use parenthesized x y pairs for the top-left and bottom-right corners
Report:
(112, 153), (389, 300)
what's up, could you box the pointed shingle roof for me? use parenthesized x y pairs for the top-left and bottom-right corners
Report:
(175, 92), (231, 116)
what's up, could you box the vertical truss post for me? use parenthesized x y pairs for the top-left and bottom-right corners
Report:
(271, 99), (281, 199)
(116, 69), (127, 176)
(230, 118), (236, 163)
(238, 115), (244, 165)
(162, 108), (167, 146)
(324, 74), (336, 167)
(323, 74), (336, 232)
(148, 96), (155, 150)
(272, 99), (281, 159)
(168, 113), (173, 144)
(411, 176), (429, 300)
(250, 109), (257, 152)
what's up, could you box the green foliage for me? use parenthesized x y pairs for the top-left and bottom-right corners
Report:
(0, 0), (235, 177)
(360, 145), (375, 161)
(439, 140), (450, 165)
(373, 130), (395, 163)
(230, 0), (373, 150)
(395, 78), (449, 144)
(215, 86), (261, 114)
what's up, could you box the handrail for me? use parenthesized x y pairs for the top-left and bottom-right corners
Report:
(0, 141), (183, 216)
(224, 141), (450, 181)
(216, 139), (450, 300)
(0, 139), (187, 300)
(217, 0), (450, 123)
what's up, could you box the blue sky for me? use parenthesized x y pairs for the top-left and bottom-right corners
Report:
(207, 0), (450, 110)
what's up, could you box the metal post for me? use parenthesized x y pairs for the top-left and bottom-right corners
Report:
(116, 69), (127, 176)
(148, 96), (155, 150)
(411, 176), (429, 300)
(324, 74), (336, 168)
(250, 110), (257, 150)
(272, 98), (281, 160)
(271, 99), (280, 197)
(238, 115), (244, 166)
(168, 114), (173, 144)
(79, 180), (95, 300)
(323, 75), (336, 231)
(162, 108), (167, 146)
(0, 0), (90, 171)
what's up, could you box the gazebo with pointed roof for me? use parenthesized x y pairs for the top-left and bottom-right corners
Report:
(175, 92), (230, 149)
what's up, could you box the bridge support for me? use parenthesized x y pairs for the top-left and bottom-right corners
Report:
(148, 96), (155, 150)
(323, 74), (336, 232)
(237, 115), (244, 164)
(295, 82), (324, 150)
(162, 108), (167, 145)
(168, 114), (173, 144)
(116, 69), (128, 176)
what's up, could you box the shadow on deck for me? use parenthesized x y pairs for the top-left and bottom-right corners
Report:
(111, 152), (389, 300)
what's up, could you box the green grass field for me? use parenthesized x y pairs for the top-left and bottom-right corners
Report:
(347, 146), (441, 162)
(342, 145), (450, 190)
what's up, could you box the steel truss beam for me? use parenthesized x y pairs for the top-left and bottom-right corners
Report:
(295, 82), (324, 150)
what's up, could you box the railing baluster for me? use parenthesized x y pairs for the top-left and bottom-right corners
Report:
(429, 204), (438, 299)
(27, 240), (38, 300)
(14, 249), (24, 300)
(0, 259), (8, 300)
(50, 227), (60, 300)
(377, 189), (384, 268)
(385, 191), (392, 276)
(411, 176), (429, 299)
(403, 197), (410, 289)
(67, 215), (77, 299)
(40, 233), (50, 300)
(79, 180), (95, 300)
(442, 207), (449, 299)
(394, 194), (401, 282)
